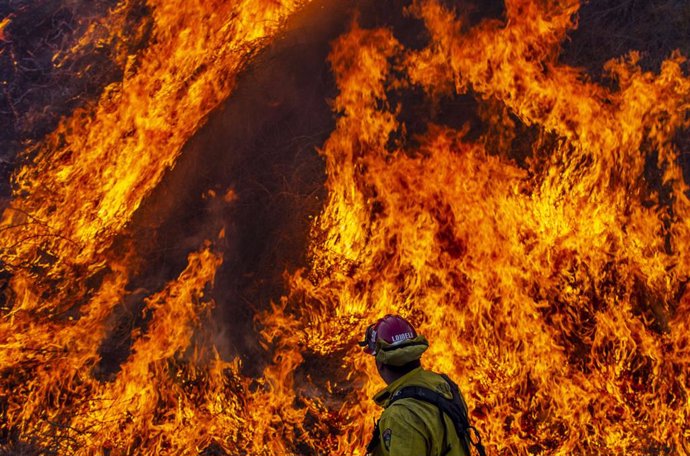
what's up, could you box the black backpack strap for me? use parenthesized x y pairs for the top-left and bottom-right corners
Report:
(365, 418), (381, 455)
(438, 375), (486, 456)
(390, 376), (486, 456)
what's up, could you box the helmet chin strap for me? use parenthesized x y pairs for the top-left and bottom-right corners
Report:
(358, 323), (379, 354)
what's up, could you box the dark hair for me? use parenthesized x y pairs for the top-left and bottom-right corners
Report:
(383, 359), (421, 376)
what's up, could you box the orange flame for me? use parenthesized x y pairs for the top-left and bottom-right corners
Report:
(0, 0), (305, 289)
(263, 1), (690, 454)
(0, 0), (309, 454)
(0, 17), (10, 42)
(2, 0), (690, 455)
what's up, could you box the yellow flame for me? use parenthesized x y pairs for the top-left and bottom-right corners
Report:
(265, 1), (690, 454)
(2, 0), (689, 455)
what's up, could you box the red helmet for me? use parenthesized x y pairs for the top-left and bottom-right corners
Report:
(359, 314), (417, 355)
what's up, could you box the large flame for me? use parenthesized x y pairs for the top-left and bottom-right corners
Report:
(2, 0), (689, 455)
(265, 0), (690, 454)
(0, 0), (310, 454)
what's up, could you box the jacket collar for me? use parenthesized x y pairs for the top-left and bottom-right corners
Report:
(373, 366), (424, 408)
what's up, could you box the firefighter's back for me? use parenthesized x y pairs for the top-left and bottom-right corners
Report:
(374, 368), (470, 456)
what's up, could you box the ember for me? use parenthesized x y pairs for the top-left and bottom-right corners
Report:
(1, 0), (689, 455)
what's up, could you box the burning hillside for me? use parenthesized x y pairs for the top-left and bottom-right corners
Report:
(1, 0), (689, 455)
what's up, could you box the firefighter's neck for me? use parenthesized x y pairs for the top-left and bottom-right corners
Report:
(375, 360), (420, 385)
(376, 361), (399, 385)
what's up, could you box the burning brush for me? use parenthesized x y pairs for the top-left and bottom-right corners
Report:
(1, 0), (689, 455)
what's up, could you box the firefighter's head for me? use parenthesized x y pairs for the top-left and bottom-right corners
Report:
(359, 314), (429, 384)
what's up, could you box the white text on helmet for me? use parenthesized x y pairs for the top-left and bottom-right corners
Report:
(392, 332), (414, 343)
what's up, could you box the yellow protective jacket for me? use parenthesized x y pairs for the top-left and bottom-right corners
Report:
(368, 367), (471, 456)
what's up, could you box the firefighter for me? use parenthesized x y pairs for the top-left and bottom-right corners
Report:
(359, 315), (485, 456)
